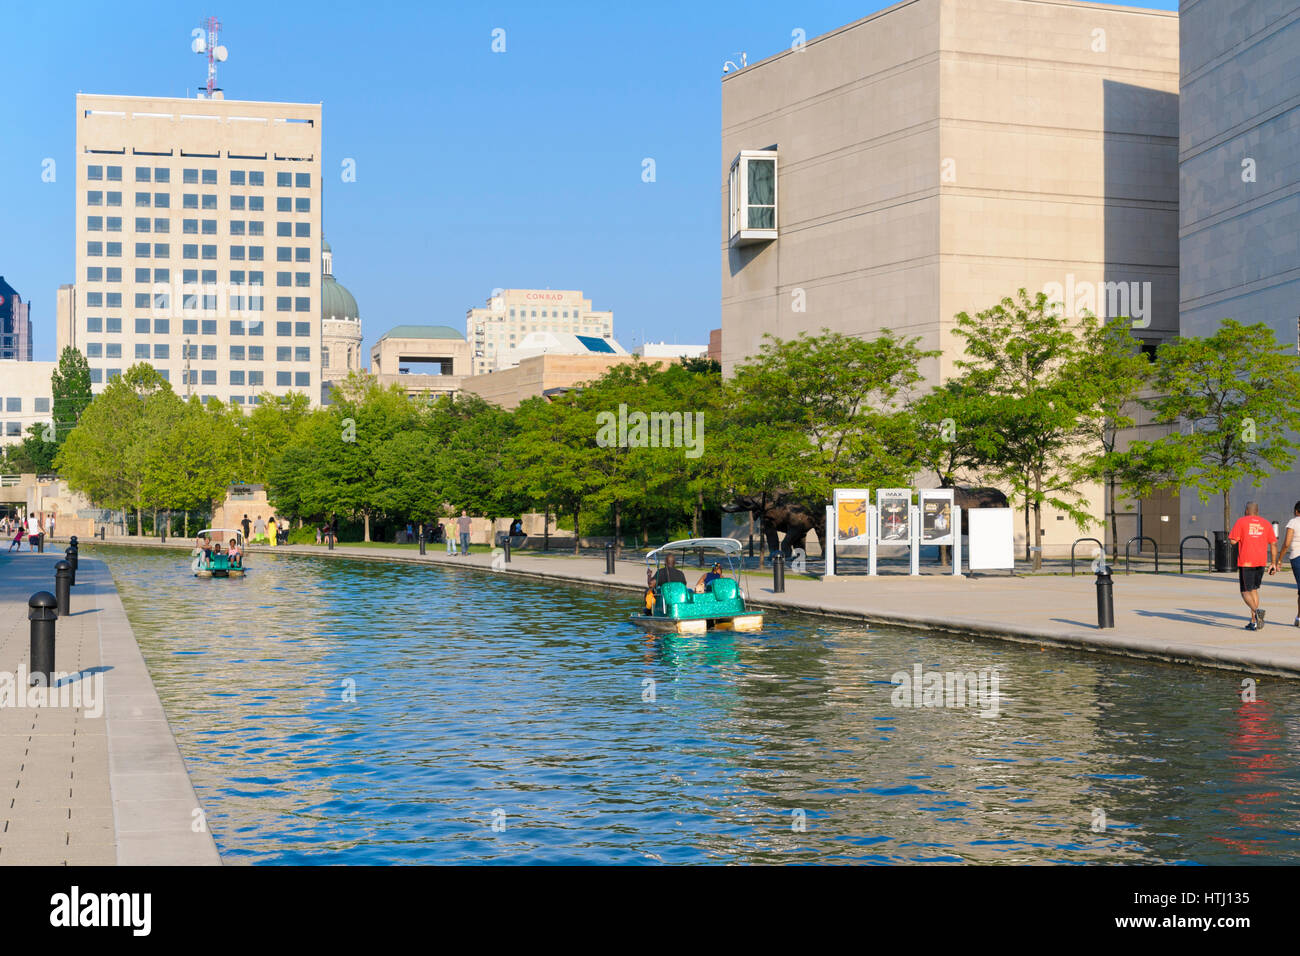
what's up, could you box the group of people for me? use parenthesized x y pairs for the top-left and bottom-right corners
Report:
(643, 554), (725, 612)
(239, 514), (287, 547)
(1229, 500), (1300, 630)
(3, 511), (54, 552)
(194, 534), (243, 569)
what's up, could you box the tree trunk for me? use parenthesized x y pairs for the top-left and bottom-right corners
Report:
(692, 491), (701, 538)
(1223, 491), (1231, 536)
(1023, 503), (1030, 563)
(614, 500), (621, 559)
(135, 507), (142, 537)
(544, 507), (549, 551)
(1032, 472), (1043, 571)
(364, 511), (371, 543)
(573, 508), (581, 554)
(184, 510), (189, 539)
(152, 508), (158, 537)
(1108, 473), (1118, 563)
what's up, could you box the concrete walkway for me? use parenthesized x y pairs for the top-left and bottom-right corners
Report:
(0, 550), (220, 865)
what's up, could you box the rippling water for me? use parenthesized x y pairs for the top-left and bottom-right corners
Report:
(93, 544), (1300, 864)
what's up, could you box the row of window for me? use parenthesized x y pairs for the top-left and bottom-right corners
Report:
(0, 397), (50, 413)
(87, 192), (311, 213)
(84, 317), (315, 337)
(84, 343), (313, 363)
(86, 367), (311, 389)
(87, 242), (313, 262)
(85, 267), (312, 288)
(88, 166), (312, 189)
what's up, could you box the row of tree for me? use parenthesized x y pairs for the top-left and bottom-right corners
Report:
(29, 288), (1300, 563)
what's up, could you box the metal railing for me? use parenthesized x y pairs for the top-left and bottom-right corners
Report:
(1070, 537), (1105, 576)
(1124, 535), (1159, 574)
(1179, 534), (1212, 574)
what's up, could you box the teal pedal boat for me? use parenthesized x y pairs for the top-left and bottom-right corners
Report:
(192, 528), (247, 578)
(630, 537), (763, 634)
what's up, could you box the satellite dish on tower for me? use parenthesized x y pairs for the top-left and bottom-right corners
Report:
(191, 35), (206, 54)
(214, 45), (228, 62)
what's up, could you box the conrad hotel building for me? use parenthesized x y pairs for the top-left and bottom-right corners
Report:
(60, 93), (323, 405)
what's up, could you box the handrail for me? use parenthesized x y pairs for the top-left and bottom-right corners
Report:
(1124, 535), (1159, 574)
(1179, 534), (1212, 574)
(1071, 537), (1105, 576)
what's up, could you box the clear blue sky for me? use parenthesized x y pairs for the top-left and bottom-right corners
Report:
(1, 0), (1177, 363)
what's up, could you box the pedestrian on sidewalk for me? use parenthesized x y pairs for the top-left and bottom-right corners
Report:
(7, 525), (23, 552)
(444, 520), (457, 555)
(457, 510), (472, 557)
(1271, 500), (1300, 627)
(1229, 501), (1278, 630)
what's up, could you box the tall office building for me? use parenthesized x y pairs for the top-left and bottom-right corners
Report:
(0, 276), (33, 361)
(70, 93), (322, 406)
(1178, 0), (1300, 533)
(466, 289), (614, 375)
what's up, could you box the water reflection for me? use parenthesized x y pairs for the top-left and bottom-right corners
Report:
(93, 545), (1300, 865)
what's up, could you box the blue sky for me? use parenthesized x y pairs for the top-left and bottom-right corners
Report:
(1, 0), (1176, 363)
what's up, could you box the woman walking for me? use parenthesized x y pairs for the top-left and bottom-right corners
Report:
(1273, 500), (1300, 626)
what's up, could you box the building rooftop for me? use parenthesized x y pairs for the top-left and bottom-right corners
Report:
(377, 325), (466, 341)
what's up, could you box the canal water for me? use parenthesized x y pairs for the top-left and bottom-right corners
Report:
(94, 545), (1300, 864)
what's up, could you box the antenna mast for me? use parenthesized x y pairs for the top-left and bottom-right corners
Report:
(191, 17), (229, 98)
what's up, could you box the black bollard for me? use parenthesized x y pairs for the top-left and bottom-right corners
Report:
(65, 547), (77, 586)
(503, 536), (511, 564)
(28, 591), (58, 688)
(605, 542), (615, 575)
(418, 530), (426, 556)
(70, 535), (78, 548)
(773, 552), (786, 593)
(54, 560), (72, 616)
(1096, 568), (1114, 629)
(36, 532), (44, 554)
(748, 535), (754, 558)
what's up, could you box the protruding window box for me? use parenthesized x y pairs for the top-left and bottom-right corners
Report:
(729, 149), (778, 246)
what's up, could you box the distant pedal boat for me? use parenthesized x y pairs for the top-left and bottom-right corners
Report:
(191, 528), (247, 578)
(630, 537), (763, 634)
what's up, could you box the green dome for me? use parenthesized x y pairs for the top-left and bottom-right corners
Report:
(322, 275), (358, 321)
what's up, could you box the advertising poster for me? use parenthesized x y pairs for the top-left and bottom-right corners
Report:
(919, 489), (955, 546)
(876, 488), (912, 544)
(967, 508), (1015, 570)
(833, 489), (871, 545)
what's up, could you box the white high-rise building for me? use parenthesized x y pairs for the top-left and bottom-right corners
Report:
(65, 93), (323, 407)
(466, 289), (613, 376)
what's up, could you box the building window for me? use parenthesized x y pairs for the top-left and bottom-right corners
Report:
(154, 242), (169, 257)
(155, 319), (169, 334)
(202, 319), (217, 335)
(87, 191), (103, 206)
(249, 346), (264, 361)
(276, 346), (291, 362)
(230, 370), (245, 385)
(106, 318), (121, 333)
(276, 371), (291, 386)
(106, 166), (122, 182)
(322, 346), (330, 367)
(135, 343), (150, 360)
(230, 345), (246, 360)
(295, 372), (310, 387)
(154, 193), (170, 208)
(295, 248), (310, 262)
(295, 272), (310, 287)
(728, 150), (779, 245)
(87, 343), (103, 358)
(135, 192), (151, 207)
(154, 344), (169, 359)
(276, 321), (292, 336)
(87, 267), (103, 282)
(89, 368), (103, 383)
(277, 171), (292, 188)
(35, 398), (50, 413)
(154, 218), (169, 232)
(295, 197), (310, 213)
(249, 170), (264, 186)
(276, 296), (292, 312)
(202, 220), (217, 235)
(231, 195), (246, 211)
(201, 369), (216, 385)
(183, 219), (199, 234)
(295, 297), (310, 312)
(105, 343), (121, 359)
(249, 370), (264, 386)
(277, 197), (291, 213)
(277, 221), (291, 237)
(230, 170), (245, 186)
(202, 169), (217, 185)
(183, 193), (198, 209)
(295, 347), (310, 362)
(154, 168), (170, 183)
(135, 318), (150, 334)
(87, 165), (103, 180)
(294, 322), (310, 337)
(295, 222), (310, 237)
(249, 196), (264, 211)
(135, 217), (150, 232)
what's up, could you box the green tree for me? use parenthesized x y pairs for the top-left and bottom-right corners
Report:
(50, 346), (93, 444)
(952, 289), (1097, 568)
(1120, 319), (1300, 533)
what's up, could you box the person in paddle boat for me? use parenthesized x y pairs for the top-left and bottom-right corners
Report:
(194, 534), (211, 568)
(644, 553), (687, 613)
(227, 538), (243, 567)
(694, 562), (724, 594)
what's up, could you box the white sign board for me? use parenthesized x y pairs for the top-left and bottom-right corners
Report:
(967, 508), (1015, 570)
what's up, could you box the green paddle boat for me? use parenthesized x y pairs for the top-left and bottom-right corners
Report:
(630, 537), (763, 634)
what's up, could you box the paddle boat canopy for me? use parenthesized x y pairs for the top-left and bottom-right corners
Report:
(192, 528), (246, 578)
(630, 537), (762, 634)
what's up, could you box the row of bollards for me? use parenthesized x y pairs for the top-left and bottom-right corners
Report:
(28, 536), (80, 687)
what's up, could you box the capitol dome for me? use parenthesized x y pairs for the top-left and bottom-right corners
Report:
(321, 240), (359, 322)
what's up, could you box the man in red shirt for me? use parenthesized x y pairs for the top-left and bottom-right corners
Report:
(1229, 502), (1278, 630)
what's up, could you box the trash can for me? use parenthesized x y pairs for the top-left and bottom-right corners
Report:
(1213, 531), (1238, 573)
